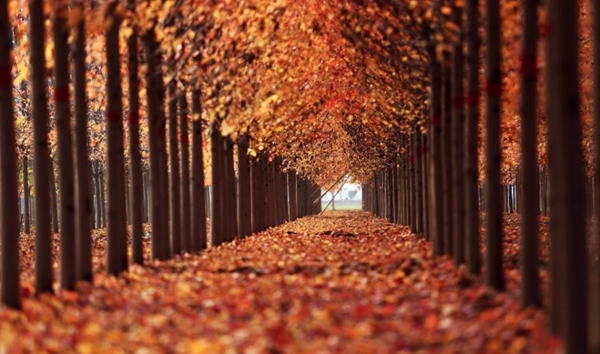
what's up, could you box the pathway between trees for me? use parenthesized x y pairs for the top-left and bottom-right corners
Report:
(1, 211), (555, 353)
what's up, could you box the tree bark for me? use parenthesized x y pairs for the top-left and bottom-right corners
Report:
(210, 124), (225, 246)
(288, 171), (297, 221)
(0, 0), (22, 307)
(144, 31), (167, 260)
(191, 88), (207, 251)
(442, 59), (454, 256)
(23, 156), (30, 234)
(451, 0), (465, 265)
(49, 156), (59, 233)
(105, 4), (128, 275)
(53, 3), (77, 289)
(414, 130), (423, 233)
(519, 0), (540, 310)
(168, 82), (181, 254)
(485, 0), (504, 291)
(237, 137), (251, 238)
(223, 137), (237, 241)
(94, 162), (102, 229)
(72, 0), (92, 281)
(179, 85), (191, 252)
(29, 0), (53, 294)
(251, 157), (264, 232)
(429, 49), (444, 257)
(547, 0), (588, 350)
(127, 0), (143, 264)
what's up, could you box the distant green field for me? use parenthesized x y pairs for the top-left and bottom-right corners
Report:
(321, 200), (362, 211)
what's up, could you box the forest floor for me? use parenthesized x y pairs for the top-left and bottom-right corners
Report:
(0, 211), (560, 353)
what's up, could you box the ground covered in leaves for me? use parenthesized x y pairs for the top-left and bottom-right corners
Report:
(1, 211), (558, 353)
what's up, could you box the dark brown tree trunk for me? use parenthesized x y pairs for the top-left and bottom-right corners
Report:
(520, 0), (541, 308)
(72, 0), (92, 281)
(594, 0), (600, 344)
(414, 130), (423, 233)
(288, 171), (297, 221)
(485, 0), (504, 291)
(409, 138), (416, 230)
(100, 165), (107, 228)
(251, 157), (263, 232)
(519, 0), (540, 309)
(0, 0), (22, 307)
(271, 162), (279, 225)
(210, 124), (225, 246)
(191, 88), (207, 251)
(430, 47), (445, 257)
(29, 0), (53, 294)
(49, 156), (59, 233)
(465, 0), (481, 274)
(95, 162), (102, 229)
(265, 160), (276, 227)
(398, 154), (404, 224)
(23, 156), (30, 234)
(422, 135), (430, 240)
(105, 4), (127, 275)
(297, 176), (306, 218)
(144, 31), (167, 260)
(127, 0), (143, 265)
(88, 161), (95, 230)
(168, 82), (181, 254)
(237, 137), (251, 238)
(223, 137), (237, 241)
(547, 0), (588, 350)
(53, 3), (76, 290)
(442, 59), (454, 256)
(179, 86), (191, 252)
(156, 62), (170, 260)
(452, 0), (466, 265)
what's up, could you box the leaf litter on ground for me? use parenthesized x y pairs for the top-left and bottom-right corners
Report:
(0, 211), (558, 353)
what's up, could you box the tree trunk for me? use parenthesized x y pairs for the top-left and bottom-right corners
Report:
(179, 85), (191, 252)
(23, 156), (30, 234)
(251, 157), (264, 233)
(225, 138), (237, 240)
(105, 4), (127, 275)
(265, 159), (275, 227)
(94, 162), (102, 229)
(210, 124), (225, 246)
(191, 88), (207, 251)
(452, 0), (466, 265)
(422, 134), (430, 240)
(127, 0), (143, 265)
(168, 82), (181, 254)
(88, 160), (95, 230)
(29, 0), (53, 294)
(53, 4), (77, 289)
(485, 0), (504, 291)
(144, 31), (167, 260)
(519, 0), (540, 311)
(0, 0), (22, 307)
(415, 130), (423, 233)
(72, 0), (92, 281)
(442, 59), (454, 256)
(429, 46), (444, 257)
(49, 156), (59, 233)
(547, 0), (589, 350)
(237, 137), (251, 238)
(288, 171), (297, 221)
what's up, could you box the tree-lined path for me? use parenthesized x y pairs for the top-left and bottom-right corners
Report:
(0, 212), (556, 352)
(2, 0), (600, 352)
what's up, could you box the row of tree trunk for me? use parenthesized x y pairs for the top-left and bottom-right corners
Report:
(365, 0), (595, 352)
(0, 0), (322, 310)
